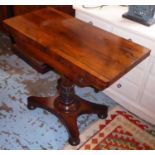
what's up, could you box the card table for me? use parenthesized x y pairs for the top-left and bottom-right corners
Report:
(4, 7), (150, 146)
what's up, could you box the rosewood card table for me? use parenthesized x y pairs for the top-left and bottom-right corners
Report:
(4, 7), (150, 146)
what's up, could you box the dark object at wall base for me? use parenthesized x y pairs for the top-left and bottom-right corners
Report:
(123, 13), (155, 26)
(12, 44), (51, 74)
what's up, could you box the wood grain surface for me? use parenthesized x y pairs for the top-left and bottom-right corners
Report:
(3, 7), (150, 90)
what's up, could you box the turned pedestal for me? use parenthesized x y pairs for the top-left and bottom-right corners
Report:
(27, 77), (108, 146)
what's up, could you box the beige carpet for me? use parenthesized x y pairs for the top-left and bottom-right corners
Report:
(64, 106), (155, 150)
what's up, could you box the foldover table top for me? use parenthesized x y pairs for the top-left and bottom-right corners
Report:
(3, 7), (151, 146)
(4, 7), (150, 90)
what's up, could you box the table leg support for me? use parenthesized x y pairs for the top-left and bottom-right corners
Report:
(27, 77), (108, 146)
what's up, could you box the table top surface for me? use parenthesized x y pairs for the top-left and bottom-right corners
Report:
(4, 7), (150, 90)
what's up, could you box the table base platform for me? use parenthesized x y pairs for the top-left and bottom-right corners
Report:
(27, 77), (108, 146)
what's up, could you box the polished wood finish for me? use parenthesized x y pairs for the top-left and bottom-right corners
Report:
(3, 7), (150, 90)
(12, 44), (51, 73)
(3, 8), (150, 145)
(1, 5), (74, 73)
(28, 77), (107, 145)
(0, 5), (74, 32)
